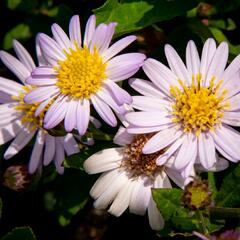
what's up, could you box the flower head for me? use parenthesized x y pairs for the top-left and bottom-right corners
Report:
(0, 40), (79, 174)
(84, 126), (187, 230)
(126, 38), (240, 177)
(24, 15), (146, 135)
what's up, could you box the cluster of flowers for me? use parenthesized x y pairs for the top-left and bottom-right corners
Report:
(1, 14), (240, 230)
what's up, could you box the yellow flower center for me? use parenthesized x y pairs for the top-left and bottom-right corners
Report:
(12, 86), (45, 131)
(56, 45), (106, 99)
(170, 74), (229, 135)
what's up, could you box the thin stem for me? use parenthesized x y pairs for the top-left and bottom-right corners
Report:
(196, 210), (209, 236)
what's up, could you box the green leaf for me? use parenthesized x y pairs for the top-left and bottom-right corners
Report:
(94, 0), (201, 36)
(1, 227), (36, 240)
(209, 19), (236, 31)
(6, 0), (22, 9)
(215, 165), (240, 207)
(3, 24), (31, 50)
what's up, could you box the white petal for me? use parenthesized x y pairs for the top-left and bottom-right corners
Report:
(174, 133), (197, 169)
(29, 130), (45, 174)
(69, 15), (81, 48)
(198, 132), (216, 169)
(0, 51), (30, 83)
(200, 38), (216, 83)
(4, 128), (36, 159)
(64, 99), (78, 132)
(147, 197), (164, 230)
(113, 126), (134, 146)
(43, 134), (56, 166)
(205, 42), (228, 86)
(84, 147), (123, 174)
(76, 99), (90, 136)
(83, 15), (96, 47)
(186, 40), (200, 76)
(143, 127), (182, 154)
(13, 40), (36, 72)
(129, 78), (167, 99)
(91, 94), (117, 127)
(93, 171), (128, 209)
(129, 178), (151, 215)
(196, 156), (229, 172)
(102, 35), (136, 62)
(164, 44), (191, 85)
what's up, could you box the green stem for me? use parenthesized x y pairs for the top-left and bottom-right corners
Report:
(208, 207), (240, 219)
(196, 210), (209, 236)
(207, 172), (217, 199)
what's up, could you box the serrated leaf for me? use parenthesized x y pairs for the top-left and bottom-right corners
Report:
(215, 165), (240, 207)
(3, 24), (31, 50)
(94, 0), (202, 36)
(1, 227), (36, 240)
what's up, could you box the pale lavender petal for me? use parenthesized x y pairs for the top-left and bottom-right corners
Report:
(83, 15), (96, 47)
(52, 23), (71, 52)
(173, 134), (198, 170)
(44, 97), (68, 129)
(62, 134), (79, 155)
(13, 40), (36, 72)
(143, 58), (177, 96)
(164, 44), (191, 85)
(26, 76), (57, 86)
(0, 91), (15, 103)
(200, 38), (216, 83)
(29, 130), (45, 174)
(38, 33), (66, 62)
(224, 94), (240, 111)
(222, 111), (240, 126)
(76, 98), (90, 136)
(69, 15), (81, 48)
(90, 116), (102, 128)
(0, 76), (23, 96)
(132, 96), (171, 112)
(54, 138), (65, 174)
(43, 134), (55, 166)
(106, 64), (140, 82)
(205, 42), (228, 86)
(143, 127), (182, 154)
(90, 23), (108, 52)
(104, 79), (132, 105)
(0, 121), (22, 145)
(211, 125), (240, 162)
(64, 99), (78, 132)
(113, 126), (134, 146)
(4, 128), (36, 159)
(31, 66), (57, 77)
(106, 53), (146, 71)
(165, 168), (185, 188)
(0, 51), (30, 83)
(127, 123), (175, 134)
(91, 94), (117, 127)
(36, 34), (48, 66)
(129, 78), (167, 98)
(198, 132), (216, 169)
(102, 35), (136, 62)
(24, 86), (59, 104)
(99, 22), (117, 54)
(186, 40), (200, 76)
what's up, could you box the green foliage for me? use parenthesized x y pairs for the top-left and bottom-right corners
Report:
(1, 227), (36, 240)
(215, 165), (240, 207)
(3, 24), (31, 50)
(0, 198), (2, 219)
(94, 0), (202, 36)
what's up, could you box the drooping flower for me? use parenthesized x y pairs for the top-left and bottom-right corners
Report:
(126, 38), (240, 177)
(24, 15), (146, 135)
(84, 126), (188, 230)
(0, 40), (79, 174)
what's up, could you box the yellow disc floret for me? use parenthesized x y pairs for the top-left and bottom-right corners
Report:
(12, 86), (45, 131)
(56, 45), (106, 99)
(170, 74), (229, 135)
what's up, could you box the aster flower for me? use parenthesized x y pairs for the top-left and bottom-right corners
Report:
(0, 40), (79, 174)
(84, 126), (187, 230)
(126, 38), (240, 177)
(24, 15), (146, 135)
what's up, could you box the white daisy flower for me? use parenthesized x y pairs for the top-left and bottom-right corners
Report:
(24, 15), (146, 135)
(125, 38), (240, 177)
(0, 40), (79, 174)
(84, 126), (187, 230)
